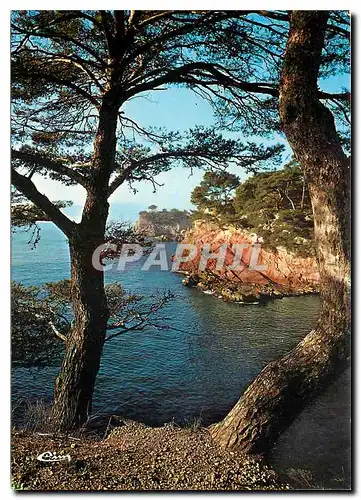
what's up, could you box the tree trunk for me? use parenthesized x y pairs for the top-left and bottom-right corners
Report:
(50, 230), (109, 431)
(284, 190), (296, 210)
(209, 11), (350, 454)
(50, 94), (120, 432)
(301, 174), (306, 209)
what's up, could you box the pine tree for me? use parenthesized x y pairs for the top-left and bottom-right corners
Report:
(209, 11), (350, 454)
(11, 10), (282, 430)
(12, 10), (350, 450)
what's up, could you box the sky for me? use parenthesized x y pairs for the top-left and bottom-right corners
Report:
(31, 72), (350, 224)
(34, 88), (221, 222)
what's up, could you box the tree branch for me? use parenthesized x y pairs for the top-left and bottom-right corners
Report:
(40, 55), (105, 92)
(318, 91), (350, 102)
(105, 321), (147, 342)
(125, 62), (279, 99)
(122, 12), (239, 66)
(108, 151), (212, 197)
(49, 321), (67, 341)
(11, 168), (76, 237)
(13, 66), (101, 107)
(127, 59), (350, 105)
(108, 164), (134, 196)
(11, 23), (106, 68)
(100, 11), (116, 53)
(12, 150), (89, 188)
(137, 11), (174, 28)
(327, 23), (350, 38)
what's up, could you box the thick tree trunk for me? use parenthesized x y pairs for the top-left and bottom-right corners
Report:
(50, 95), (120, 432)
(210, 11), (350, 454)
(51, 231), (109, 431)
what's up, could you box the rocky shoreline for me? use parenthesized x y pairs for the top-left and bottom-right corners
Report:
(177, 222), (320, 301)
(181, 270), (319, 304)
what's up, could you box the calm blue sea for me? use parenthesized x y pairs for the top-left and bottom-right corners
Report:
(11, 222), (350, 488)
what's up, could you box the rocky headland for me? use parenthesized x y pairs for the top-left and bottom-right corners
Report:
(135, 208), (191, 241)
(178, 220), (320, 303)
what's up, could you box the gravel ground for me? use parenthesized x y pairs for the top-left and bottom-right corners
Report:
(11, 420), (289, 491)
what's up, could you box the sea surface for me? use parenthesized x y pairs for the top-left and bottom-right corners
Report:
(11, 223), (351, 488)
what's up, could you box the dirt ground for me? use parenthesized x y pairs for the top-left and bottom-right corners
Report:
(11, 420), (289, 491)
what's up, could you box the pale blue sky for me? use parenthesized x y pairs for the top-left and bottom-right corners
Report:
(33, 73), (349, 223)
(36, 88), (221, 221)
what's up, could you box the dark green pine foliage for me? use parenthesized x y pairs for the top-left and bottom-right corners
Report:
(191, 162), (314, 255)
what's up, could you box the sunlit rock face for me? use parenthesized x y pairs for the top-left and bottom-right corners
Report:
(179, 221), (319, 289)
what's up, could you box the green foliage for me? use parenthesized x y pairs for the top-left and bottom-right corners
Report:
(234, 161), (309, 213)
(11, 190), (72, 227)
(12, 279), (175, 368)
(190, 171), (240, 215)
(11, 281), (69, 368)
(11, 11), (294, 197)
(11, 10), (349, 214)
(11, 479), (28, 491)
(233, 163), (314, 254)
(190, 162), (315, 255)
(140, 208), (190, 226)
(104, 220), (152, 256)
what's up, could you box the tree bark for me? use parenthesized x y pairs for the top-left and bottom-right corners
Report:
(209, 11), (351, 455)
(51, 231), (108, 430)
(50, 95), (121, 431)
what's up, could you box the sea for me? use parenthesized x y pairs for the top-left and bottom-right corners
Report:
(11, 222), (351, 488)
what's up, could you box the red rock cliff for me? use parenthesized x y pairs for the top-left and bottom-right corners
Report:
(178, 221), (319, 289)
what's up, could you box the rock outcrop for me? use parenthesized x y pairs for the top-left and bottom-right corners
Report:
(135, 209), (191, 241)
(178, 221), (319, 303)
